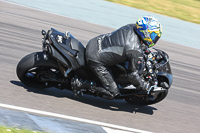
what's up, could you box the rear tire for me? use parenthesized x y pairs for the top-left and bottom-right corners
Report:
(16, 52), (60, 88)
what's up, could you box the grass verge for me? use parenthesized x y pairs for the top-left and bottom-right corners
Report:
(106, 0), (200, 24)
(0, 126), (44, 133)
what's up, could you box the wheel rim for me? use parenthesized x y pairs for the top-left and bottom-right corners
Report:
(23, 66), (62, 87)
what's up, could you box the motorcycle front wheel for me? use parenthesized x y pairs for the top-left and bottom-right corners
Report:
(125, 89), (168, 106)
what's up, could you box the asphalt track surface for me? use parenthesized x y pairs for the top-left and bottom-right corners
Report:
(0, 1), (200, 133)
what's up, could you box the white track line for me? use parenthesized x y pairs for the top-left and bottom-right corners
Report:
(103, 127), (133, 133)
(0, 103), (152, 133)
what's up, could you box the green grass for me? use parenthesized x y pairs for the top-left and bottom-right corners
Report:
(106, 0), (200, 24)
(0, 126), (44, 133)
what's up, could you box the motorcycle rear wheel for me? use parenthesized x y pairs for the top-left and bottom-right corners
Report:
(16, 52), (67, 88)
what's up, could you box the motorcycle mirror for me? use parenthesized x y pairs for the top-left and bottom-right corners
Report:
(41, 30), (46, 36)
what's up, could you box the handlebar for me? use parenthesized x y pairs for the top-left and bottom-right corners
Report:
(143, 47), (170, 92)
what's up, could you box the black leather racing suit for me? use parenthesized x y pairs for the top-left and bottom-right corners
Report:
(85, 24), (146, 98)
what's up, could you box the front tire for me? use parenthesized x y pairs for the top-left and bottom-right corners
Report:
(125, 89), (168, 106)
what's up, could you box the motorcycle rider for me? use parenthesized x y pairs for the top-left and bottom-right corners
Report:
(71, 16), (162, 99)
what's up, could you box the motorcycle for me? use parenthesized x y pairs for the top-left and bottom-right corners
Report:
(16, 28), (173, 105)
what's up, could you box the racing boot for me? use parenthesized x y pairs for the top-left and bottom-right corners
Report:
(109, 82), (120, 97)
(92, 85), (120, 100)
(93, 87), (115, 100)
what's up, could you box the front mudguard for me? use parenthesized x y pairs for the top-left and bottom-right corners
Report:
(157, 72), (173, 88)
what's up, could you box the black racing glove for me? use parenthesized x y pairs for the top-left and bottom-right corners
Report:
(136, 81), (150, 91)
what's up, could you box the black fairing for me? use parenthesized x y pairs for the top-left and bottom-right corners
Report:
(157, 62), (173, 88)
(48, 28), (86, 70)
(70, 36), (85, 67)
(113, 59), (173, 88)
